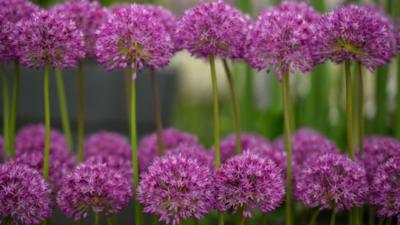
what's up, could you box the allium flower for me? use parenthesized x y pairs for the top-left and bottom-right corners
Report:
(0, 163), (51, 225)
(15, 10), (86, 69)
(245, 145), (287, 171)
(396, 18), (400, 51)
(370, 157), (400, 219)
(214, 152), (285, 216)
(50, 1), (109, 56)
(138, 154), (214, 225)
(15, 124), (70, 159)
(246, 2), (321, 76)
(0, 18), (17, 62)
(138, 128), (199, 172)
(165, 143), (214, 169)
(0, 0), (39, 23)
(175, 0), (250, 59)
(85, 155), (132, 186)
(57, 163), (132, 221)
(84, 131), (131, 159)
(96, 4), (174, 73)
(317, 5), (396, 71)
(295, 153), (368, 212)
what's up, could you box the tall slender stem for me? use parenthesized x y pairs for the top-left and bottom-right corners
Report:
(282, 71), (293, 225)
(239, 214), (246, 225)
(330, 209), (336, 225)
(94, 213), (99, 225)
(261, 213), (268, 225)
(1, 63), (10, 159)
(150, 70), (164, 156)
(209, 54), (221, 167)
(356, 62), (364, 155)
(223, 59), (241, 154)
(77, 62), (85, 161)
(130, 69), (141, 225)
(345, 61), (355, 160)
(43, 62), (51, 180)
(9, 61), (19, 158)
(396, 56), (400, 138)
(308, 209), (320, 225)
(55, 69), (73, 149)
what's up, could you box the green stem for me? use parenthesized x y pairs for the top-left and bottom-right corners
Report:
(1, 63), (10, 159)
(150, 70), (164, 156)
(43, 62), (51, 180)
(107, 217), (113, 225)
(55, 69), (73, 149)
(94, 213), (99, 225)
(223, 59), (241, 154)
(282, 71), (293, 225)
(396, 56), (400, 138)
(193, 219), (200, 225)
(378, 218), (384, 225)
(9, 61), (19, 158)
(375, 65), (389, 134)
(130, 69), (141, 225)
(218, 213), (224, 225)
(345, 61), (355, 160)
(368, 206), (375, 225)
(261, 213), (268, 225)
(356, 62), (364, 155)
(239, 214), (246, 225)
(209, 54), (221, 167)
(330, 208), (336, 225)
(308, 209), (320, 225)
(77, 62), (85, 161)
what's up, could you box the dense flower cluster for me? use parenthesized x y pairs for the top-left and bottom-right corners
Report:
(57, 162), (132, 221)
(84, 131), (131, 159)
(0, 163), (51, 225)
(96, 4), (174, 73)
(85, 155), (132, 186)
(175, 0), (250, 58)
(317, 5), (396, 71)
(165, 143), (214, 168)
(370, 157), (400, 219)
(50, 1), (109, 56)
(295, 153), (368, 212)
(139, 154), (214, 225)
(15, 10), (86, 68)
(246, 144), (287, 171)
(246, 2), (321, 76)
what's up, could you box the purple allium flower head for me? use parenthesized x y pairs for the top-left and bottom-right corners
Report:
(370, 157), (400, 219)
(245, 145), (287, 171)
(138, 128), (199, 172)
(214, 152), (285, 216)
(0, 163), (51, 225)
(138, 153), (214, 225)
(15, 124), (70, 159)
(0, 0), (39, 23)
(396, 18), (400, 51)
(175, 0), (250, 59)
(246, 2), (321, 77)
(84, 131), (131, 160)
(295, 153), (368, 212)
(165, 143), (214, 169)
(15, 10), (86, 69)
(317, 4), (396, 71)
(96, 4), (174, 73)
(0, 19), (18, 62)
(50, 1), (109, 57)
(57, 162), (132, 221)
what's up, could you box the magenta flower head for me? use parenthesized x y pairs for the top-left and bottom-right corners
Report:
(0, 163), (51, 225)
(57, 162), (132, 221)
(15, 10), (86, 69)
(246, 2), (321, 77)
(175, 0), (250, 59)
(295, 153), (368, 212)
(138, 128), (199, 172)
(84, 131), (131, 159)
(96, 4), (174, 74)
(138, 153), (214, 225)
(50, 1), (109, 57)
(245, 145), (287, 171)
(318, 5), (396, 71)
(214, 152), (285, 217)
(165, 143), (214, 169)
(370, 157), (400, 219)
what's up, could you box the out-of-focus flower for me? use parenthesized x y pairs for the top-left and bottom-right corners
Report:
(139, 154), (214, 225)
(50, 1), (109, 57)
(57, 163), (132, 221)
(214, 152), (285, 217)
(246, 2), (321, 77)
(396, 18), (400, 51)
(370, 157), (400, 219)
(0, 0), (39, 23)
(96, 4), (174, 73)
(295, 153), (368, 212)
(84, 131), (131, 160)
(15, 10), (86, 69)
(317, 4), (396, 71)
(85, 155), (132, 186)
(138, 128), (199, 172)
(175, 0), (250, 59)
(165, 143), (214, 168)
(0, 163), (51, 225)
(245, 145), (287, 171)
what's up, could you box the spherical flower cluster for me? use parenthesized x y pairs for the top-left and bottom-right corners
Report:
(15, 10), (86, 69)
(295, 153), (368, 212)
(0, 163), (51, 225)
(245, 145), (287, 171)
(50, 1), (109, 57)
(175, 0), (250, 58)
(214, 152), (285, 216)
(85, 155), (132, 186)
(165, 143), (214, 168)
(318, 4), (396, 71)
(96, 4), (174, 73)
(0, 17), (17, 62)
(57, 162), (132, 221)
(138, 154), (214, 225)
(370, 157), (400, 219)
(84, 131), (131, 159)
(246, 2), (321, 76)
(138, 128), (199, 172)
